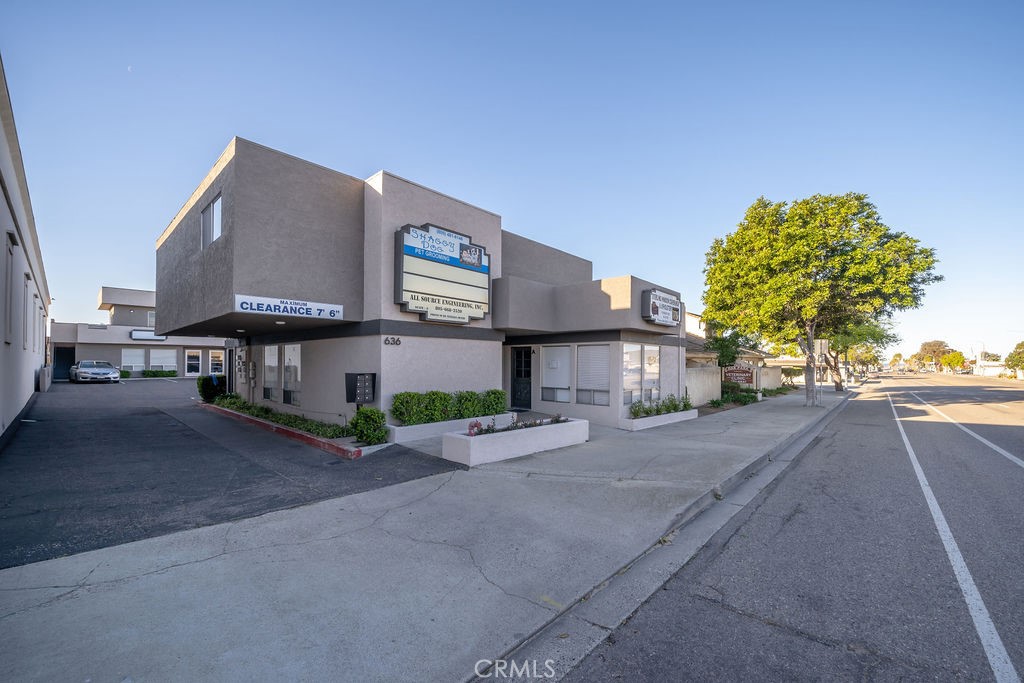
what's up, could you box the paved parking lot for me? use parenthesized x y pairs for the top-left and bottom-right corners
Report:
(0, 379), (456, 569)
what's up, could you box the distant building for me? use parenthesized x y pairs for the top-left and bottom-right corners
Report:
(50, 287), (226, 380)
(1, 55), (50, 447)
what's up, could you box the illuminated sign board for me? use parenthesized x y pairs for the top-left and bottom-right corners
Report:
(234, 294), (343, 320)
(641, 289), (681, 327)
(395, 224), (490, 324)
(130, 329), (167, 341)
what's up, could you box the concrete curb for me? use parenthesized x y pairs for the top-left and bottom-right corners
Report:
(472, 389), (854, 682)
(200, 403), (364, 460)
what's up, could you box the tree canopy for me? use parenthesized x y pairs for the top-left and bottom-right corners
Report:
(980, 351), (1001, 362)
(820, 320), (899, 389)
(1006, 341), (1024, 371)
(941, 351), (966, 372)
(703, 193), (941, 404)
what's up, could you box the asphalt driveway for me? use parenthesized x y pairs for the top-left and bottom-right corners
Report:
(0, 379), (456, 569)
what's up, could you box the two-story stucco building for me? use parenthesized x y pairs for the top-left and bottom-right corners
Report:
(155, 138), (692, 429)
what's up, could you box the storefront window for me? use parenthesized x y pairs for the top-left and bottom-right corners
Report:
(263, 345), (278, 400)
(577, 345), (610, 405)
(541, 345), (570, 403)
(186, 350), (201, 376)
(283, 344), (301, 405)
(210, 349), (225, 375)
(623, 343), (642, 405)
(623, 343), (661, 405)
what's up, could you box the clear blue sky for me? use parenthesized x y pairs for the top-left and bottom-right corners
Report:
(3, 1), (1021, 359)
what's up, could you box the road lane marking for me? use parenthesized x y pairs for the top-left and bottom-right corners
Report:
(909, 391), (1024, 471)
(888, 393), (1020, 683)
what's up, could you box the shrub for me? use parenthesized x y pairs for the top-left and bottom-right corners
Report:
(389, 389), (508, 425)
(453, 391), (484, 419)
(212, 394), (348, 438)
(196, 375), (228, 402)
(630, 401), (645, 418)
(422, 391), (454, 423)
(119, 369), (131, 379)
(142, 369), (178, 378)
(721, 380), (741, 395)
(481, 389), (507, 415)
(708, 398), (724, 408)
(348, 406), (388, 445)
(390, 392), (425, 425)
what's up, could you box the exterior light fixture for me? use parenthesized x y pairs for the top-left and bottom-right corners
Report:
(275, 321), (286, 325)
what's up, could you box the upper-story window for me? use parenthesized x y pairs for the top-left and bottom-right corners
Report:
(147, 310), (156, 327)
(201, 195), (222, 249)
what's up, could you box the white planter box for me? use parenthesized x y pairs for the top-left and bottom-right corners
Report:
(389, 413), (516, 444)
(442, 419), (590, 467)
(617, 409), (698, 431)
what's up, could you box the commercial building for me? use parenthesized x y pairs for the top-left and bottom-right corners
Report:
(1, 54), (50, 446)
(50, 286), (226, 380)
(156, 138), (692, 429)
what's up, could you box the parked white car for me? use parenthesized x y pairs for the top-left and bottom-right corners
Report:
(69, 360), (121, 383)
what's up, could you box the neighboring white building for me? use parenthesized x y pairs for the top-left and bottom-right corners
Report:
(1, 54), (50, 447)
(50, 287), (227, 380)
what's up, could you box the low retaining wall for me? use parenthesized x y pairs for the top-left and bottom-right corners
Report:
(389, 413), (516, 444)
(617, 409), (698, 431)
(202, 403), (364, 459)
(442, 419), (589, 467)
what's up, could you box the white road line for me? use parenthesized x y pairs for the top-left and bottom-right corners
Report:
(888, 393), (1020, 683)
(909, 391), (1024, 471)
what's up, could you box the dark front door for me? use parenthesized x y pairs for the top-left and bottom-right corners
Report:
(54, 347), (75, 380)
(512, 347), (532, 410)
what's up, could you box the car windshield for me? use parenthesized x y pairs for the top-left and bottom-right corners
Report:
(80, 361), (114, 369)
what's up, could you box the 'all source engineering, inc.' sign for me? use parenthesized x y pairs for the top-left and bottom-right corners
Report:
(395, 223), (490, 324)
(234, 294), (343, 320)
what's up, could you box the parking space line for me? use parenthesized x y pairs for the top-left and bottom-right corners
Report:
(909, 391), (1024, 471)
(888, 393), (1020, 683)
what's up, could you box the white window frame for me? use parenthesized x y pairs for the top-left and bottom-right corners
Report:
(541, 345), (571, 403)
(185, 349), (202, 376)
(201, 195), (222, 249)
(4, 235), (13, 344)
(149, 348), (177, 371)
(263, 345), (279, 401)
(577, 344), (610, 406)
(147, 310), (156, 328)
(209, 349), (225, 375)
(121, 348), (146, 371)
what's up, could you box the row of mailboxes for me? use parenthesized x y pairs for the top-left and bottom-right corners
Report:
(345, 373), (376, 405)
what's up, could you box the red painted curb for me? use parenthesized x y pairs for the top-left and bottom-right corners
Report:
(201, 403), (363, 460)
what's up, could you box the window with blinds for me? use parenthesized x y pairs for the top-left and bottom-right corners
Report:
(121, 348), (145, 371)
(577, 345), (610, 405)
(541, 345), (571, 403)
(149, 348), (177, 371)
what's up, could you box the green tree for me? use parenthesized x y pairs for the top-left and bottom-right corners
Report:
(941, 351), (966, 372)
(703, 325), (759, 368)
(980, 351), (1001, 362)
(822, 319), (899, 390)
(918, 340), (951, 365)
(703, 193), (941, 406)
(1005, 341), (1024, 373)
(889, 352), (904, 368)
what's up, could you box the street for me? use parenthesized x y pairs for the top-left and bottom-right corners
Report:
(566, 374), (1024, 681)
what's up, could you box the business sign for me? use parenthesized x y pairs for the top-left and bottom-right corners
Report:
(130, 329), (167, 341)
(395, 223), (490, 324)
(724, 366), (754, 383)
(641, 289), (681, 327)
(234, 294), (343, 320)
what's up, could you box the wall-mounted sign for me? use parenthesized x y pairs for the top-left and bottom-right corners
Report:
(641, 289), (681, 327)
(724, 366), (754, 384)
(130, 329), (167, 341)
(395, 223), (490, 324)
(234, 294), (343, 320)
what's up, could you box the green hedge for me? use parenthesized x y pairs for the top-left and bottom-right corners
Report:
(213, 394), (351, 439)
(196, 375), (228, 402)
(628, 393), (693, 418)
(390, 389), (508, 425)
(143, 369), (178, 378)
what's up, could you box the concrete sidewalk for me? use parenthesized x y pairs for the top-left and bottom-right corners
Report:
(0, 389), (850, 682)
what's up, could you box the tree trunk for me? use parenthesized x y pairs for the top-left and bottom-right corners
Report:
(797, 324), (818, 407)
(822, 350), (845, 391)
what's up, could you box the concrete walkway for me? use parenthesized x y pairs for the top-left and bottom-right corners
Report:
(0, 389), (850, 682)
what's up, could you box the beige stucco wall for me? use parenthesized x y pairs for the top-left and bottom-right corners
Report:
(686, 365), (722, 407)
(760, 366), (782, 390)
(363, 172), (502, 328)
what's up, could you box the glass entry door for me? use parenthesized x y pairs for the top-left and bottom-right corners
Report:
(512, 347), (532, 410)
